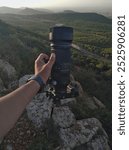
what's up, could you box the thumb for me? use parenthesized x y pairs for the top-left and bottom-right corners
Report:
(47, 53), (56, 67)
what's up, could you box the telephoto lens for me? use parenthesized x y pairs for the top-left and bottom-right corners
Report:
(49, 25), (73, 100)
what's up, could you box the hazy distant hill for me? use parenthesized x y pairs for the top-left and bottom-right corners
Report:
(35, 8), (53, 13)
(0, 6), (20, 14)
(62, 10), (77, 13)
(0, 7), (52, 15)
(54, 12), (111, 23)
(19, 8), (42, 15)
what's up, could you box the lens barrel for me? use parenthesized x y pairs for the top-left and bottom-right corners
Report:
(49, 26), (73, 98)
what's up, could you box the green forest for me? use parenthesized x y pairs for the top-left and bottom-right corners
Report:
(0, 12), (112, 148)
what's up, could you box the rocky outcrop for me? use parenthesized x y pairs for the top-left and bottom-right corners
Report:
(51, 105), (109, 150)
(80, 95), (106, 110)
(26, 93), (53, 128)
(0, 59), (17, 80)
(0, 137), (3, 145)
(0, 59), (17, 89)
(19, 75), (33, 87)
(93, 96), (105, 109)
(71, 75), (106, 110)
(52, 106), (76, 128)
(0, 75), (110, 150)
(8, 80), (19, 90)
(59, 118), (109, 150)
(60, 98), (76, 106)
(17, 75), (110, 150)
(0, 77), (6, 92)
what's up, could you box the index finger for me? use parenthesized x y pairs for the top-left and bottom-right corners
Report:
(35, 53), (49, 63)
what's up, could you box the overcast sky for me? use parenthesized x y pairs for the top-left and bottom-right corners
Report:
(0, 0), (112, 10)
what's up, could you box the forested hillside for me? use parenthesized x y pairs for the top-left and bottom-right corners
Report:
(0, 19), (49, 76)
(0, 12), (112, 147)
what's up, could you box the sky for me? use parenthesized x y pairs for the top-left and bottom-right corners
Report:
(0, 0), (112, 10)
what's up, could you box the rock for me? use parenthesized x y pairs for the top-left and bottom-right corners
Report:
(0, 59), (17, 80)
(0, 78), (6, 92)
(52, 106), (76, 128)
(70, 75), (84, 98)
(26, 93), (53, 128)
(77, 95), (106, 110)
(86, 135), (110, 150)
(85, 97), (98, 110)
(60, 98), (76, 106)
(70, 74), (76, 82)
(70, 76), (106, 110)
(84, 96), (106, 110)
(19, 75), (33, 87)
(0, 59), (17, 88)
(8, 80), (19, 90)
(27, 130), (31, 135)
(74, 135), (110, 150)
(93, 96), (106, 109)
(73, 81), (84, 97)
(59, 118), (109, 150)
(6, 144), (13, 150)
(0, 137), (3, 145)
(15, 75), (110, 150)
(19, 75), (53, 128)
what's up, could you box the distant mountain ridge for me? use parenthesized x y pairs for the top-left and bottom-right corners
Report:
(62, 10), (77, 13)
(19, 8), (42, 15)
(0, 6), (20, 14)
(0, 7), (111, 18)
(0, 6), (52, 15)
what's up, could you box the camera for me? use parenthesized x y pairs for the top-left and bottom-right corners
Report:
(47, 25), (79, 101)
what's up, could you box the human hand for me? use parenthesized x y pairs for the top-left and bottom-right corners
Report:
(34, 53), (56, 84)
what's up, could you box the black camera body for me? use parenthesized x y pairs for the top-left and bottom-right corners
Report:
(47, 25), (79, 101)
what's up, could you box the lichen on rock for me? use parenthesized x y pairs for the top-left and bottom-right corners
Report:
(26, 93), (53, 128)
(52, 106), (76, 128)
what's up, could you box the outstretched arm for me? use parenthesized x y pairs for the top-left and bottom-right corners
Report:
(0, 53), (55, 138)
